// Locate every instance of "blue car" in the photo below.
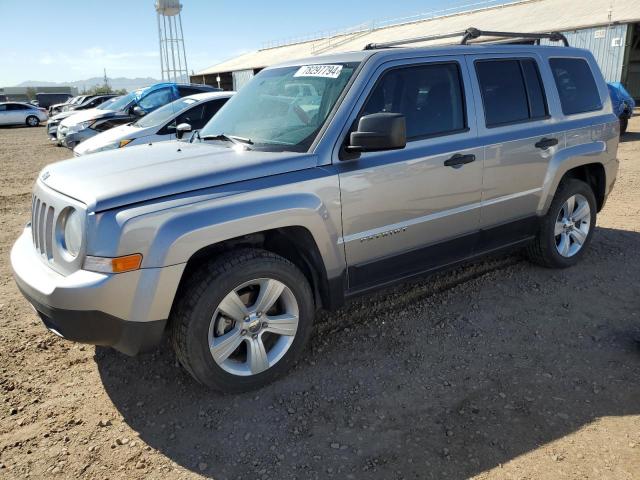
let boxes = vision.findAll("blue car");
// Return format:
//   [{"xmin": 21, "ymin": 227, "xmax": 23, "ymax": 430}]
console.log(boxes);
[
  {"xmin": 56, "ymin": 82, "xmax": 220, "ymax": 148},
  {"xmin": 608, "ymin": 82, "xmax": 635, "ymax": 135}
]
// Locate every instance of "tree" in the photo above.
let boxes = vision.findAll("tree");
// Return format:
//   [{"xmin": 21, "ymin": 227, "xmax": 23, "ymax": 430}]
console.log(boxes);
[
  {"xmin": 80, "ymin": 85, "xmax": 128, "ymax": 95},
  {"xmin": 25, "ymin": 87, "xmax": 37, "ymax": 101}
]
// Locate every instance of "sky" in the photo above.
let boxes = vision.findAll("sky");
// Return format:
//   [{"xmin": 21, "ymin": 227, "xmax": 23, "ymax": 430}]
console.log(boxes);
[{"xmin": 0, "ymin": 0, "xmax": 513, "ymax": 85}]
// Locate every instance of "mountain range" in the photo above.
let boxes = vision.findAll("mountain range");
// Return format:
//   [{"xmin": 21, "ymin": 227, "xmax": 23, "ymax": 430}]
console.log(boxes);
[{"xmin": 15, "ymin": 77, "xmax": 162, "ymax": 92}]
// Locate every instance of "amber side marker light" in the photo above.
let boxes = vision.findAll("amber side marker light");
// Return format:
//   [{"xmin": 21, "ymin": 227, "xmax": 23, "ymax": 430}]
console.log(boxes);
[{"xmin": 84, "ymin": 254, "xmax": 143, "ymax": 274}]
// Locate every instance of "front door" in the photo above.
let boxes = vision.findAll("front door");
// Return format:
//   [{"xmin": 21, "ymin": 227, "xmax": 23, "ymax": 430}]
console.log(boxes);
[
  {"xmin": 338, "ymin": 56, "xmax": 483, "ymax": 291},
  {"xmin": 0, "ymin": 104, "xmax": 9, "ymax": 125}
]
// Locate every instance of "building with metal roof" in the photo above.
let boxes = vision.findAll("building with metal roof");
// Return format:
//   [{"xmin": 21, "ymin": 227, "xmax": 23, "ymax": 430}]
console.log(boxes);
[{"xmin": 191, "ymin": 0, "xmax": 640, "ymax": 99}]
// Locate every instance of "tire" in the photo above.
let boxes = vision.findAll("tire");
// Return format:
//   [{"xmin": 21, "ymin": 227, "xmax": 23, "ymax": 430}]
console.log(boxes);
[
  {"xmin": 620, "ymin": 116, "xmax": 628, "ymax": 136},
  {"xmin": 526, "ymin": 178, "xmax": 597, "ymax": 268},
  {"xmin": 26, "ymin": 115, "xmax": 39, "ymax": 127},
  {"xmin": 170, "ymin": 248, "xmax": 315, "ymax": 392}
]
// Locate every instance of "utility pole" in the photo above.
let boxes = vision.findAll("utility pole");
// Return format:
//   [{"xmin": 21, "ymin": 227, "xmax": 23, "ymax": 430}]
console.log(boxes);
[{"xmin": 103, "ymin": 68, "xmax": 110, "ymax": 90}]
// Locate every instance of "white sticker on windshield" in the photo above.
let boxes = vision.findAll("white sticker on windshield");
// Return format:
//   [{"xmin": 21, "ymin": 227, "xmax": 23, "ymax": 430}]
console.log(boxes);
[{"xmin": 294, "ymin": 64, "xmax": 343, "ymax": 79}]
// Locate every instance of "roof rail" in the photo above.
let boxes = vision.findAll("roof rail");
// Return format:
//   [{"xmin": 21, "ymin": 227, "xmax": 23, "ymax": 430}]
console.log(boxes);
[
  {"xmin": 363, "ymin": 27, "xmax": 569, "ymax": 50},
  {"xmin": 461, "ymin": 27, "xmax": 569, "ymax": 46}
]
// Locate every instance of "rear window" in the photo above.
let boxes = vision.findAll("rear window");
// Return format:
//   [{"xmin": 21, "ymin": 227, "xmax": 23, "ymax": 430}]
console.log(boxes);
[
  {"xmin": 475, "ymin": 59, "xmax": 548, "ymax": 127},
  {"xmin": 549, "ymin": 58, "xmax": 602, "ymax": 115}
]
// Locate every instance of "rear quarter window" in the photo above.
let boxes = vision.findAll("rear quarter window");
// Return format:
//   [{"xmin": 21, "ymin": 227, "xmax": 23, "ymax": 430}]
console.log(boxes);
[{"xmin": 549, "ymin": 58, "xmax": 602, "ymax": 115}]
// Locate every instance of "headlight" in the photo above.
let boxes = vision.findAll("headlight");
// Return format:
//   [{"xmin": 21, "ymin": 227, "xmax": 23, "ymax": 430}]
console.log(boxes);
[
  {"xmin": 61, "ymin": 208, "xmax": 83, "ymax": 258},
  {"xmin": 70, "ymin": 120, "xmax": 94, "ymax": 132},
  {"xmin": 87, "ymin": 139, "xmax": 133, "ymax": 154}
]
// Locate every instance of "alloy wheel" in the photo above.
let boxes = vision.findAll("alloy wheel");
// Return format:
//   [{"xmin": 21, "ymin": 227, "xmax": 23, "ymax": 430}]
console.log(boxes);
[
  {"xmin": 207, "ymin": 278, "xmax": 299, "ymax": 376},
  {"xmin": 554, "ymin": 193, "xmax": 591, "ymax": 258}
]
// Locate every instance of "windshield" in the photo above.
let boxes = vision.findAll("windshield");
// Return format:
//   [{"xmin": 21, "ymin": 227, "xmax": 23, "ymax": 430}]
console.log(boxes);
[
  {"xmin": 200, "ymin": 63, "xmax": 359, "ymax": 152},
  {"xmin": 99, "ymin": 91, "xmax": 138, "ymax": 111},
  {"xmin": 133, "ymin": 97, "xmax": 199, "ymax": 128}
]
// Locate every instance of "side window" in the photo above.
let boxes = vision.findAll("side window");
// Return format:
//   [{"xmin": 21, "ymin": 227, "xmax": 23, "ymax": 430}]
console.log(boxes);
[
  {"xmin": 549, "ymin": 58, "xmax": 602, "ymax": 115},
  {"xmin": 203, "ymin": 98, "xmax": 228, "ymax": 121},
  {"xmin": 362, "ymin": 62, "xmax": 466, "ymax": 140},
  {"xmin": 521, "ymin": 59, "xmax": 548, "ymax": 120},
  {"xmin": 0, "ymin": 105, "xmax": 7, "ymax": 111},
  {"xmin": 175, "ymin": 104, "xmax": 206, "ymax": 130},
  {"xmin": 178, "ymin": 86, "xmax": 205, "ymax": 97},
  {"xmin": 476, "ymin": 59, "xmax": 549, "ymax": 127},
  {"xmin": 8, "ymin": 104, "xmax": 27, "ymax": 110},
  {"xmin": 138, "ymin": 88, "xmax": 173, "ymax": 111}
]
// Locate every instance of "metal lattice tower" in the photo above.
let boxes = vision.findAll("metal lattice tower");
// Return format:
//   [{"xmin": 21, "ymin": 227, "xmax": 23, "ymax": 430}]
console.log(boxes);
[{"xmin": 155, "ymin": 0, "xmax": 189, "ymax": 83}]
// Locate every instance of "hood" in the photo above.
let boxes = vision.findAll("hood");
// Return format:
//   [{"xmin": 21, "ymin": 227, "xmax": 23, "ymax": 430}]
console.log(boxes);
[
  {"xmin": 59, "ymin": 108, "xmax": 118, "ymax": 127},
  {"xmin": 73, "ymin": 123, "xmax": 144, "ymax": 155},
  {"xmin": 40, "ymin": 141, "xmax": 318, "ymax": 212},
  {"xmin": 51, "ymin": 108, "xmax": 98, "ymax": 122}
]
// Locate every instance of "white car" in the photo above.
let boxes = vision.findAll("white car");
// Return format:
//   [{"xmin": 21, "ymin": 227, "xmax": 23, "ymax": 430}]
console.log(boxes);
[
  {"xmin": 0, "ymin": 102, "xmax": 48, "ymax": 127},
  {"xmin": 73, "ymin": 91, "xmax": 234, "ymax": 155}
]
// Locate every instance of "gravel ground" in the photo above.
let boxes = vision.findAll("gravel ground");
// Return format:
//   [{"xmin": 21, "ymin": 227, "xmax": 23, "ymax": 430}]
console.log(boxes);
[{"xmin": 0, "ymin": 121, "xmax": 639, "ymax": 480}]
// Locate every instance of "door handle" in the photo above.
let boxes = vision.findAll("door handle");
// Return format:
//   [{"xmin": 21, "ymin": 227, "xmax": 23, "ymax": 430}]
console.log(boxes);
[
  {"xmin": 534, "ymin": 137, "xmax": 558, "ymax": 150},
  {"xmin": 444, "ymin": 153, "xmax": 476, "ymax": 168}
]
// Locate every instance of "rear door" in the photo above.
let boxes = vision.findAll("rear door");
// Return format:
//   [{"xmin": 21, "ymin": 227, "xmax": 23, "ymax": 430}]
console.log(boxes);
[
  {"xmin": 467, "ymin": 54, "xmax": 559, "ymax": 248},
  {"xmin": 337, "ymin": 56, "xmax": 484, "ymax": 291}
]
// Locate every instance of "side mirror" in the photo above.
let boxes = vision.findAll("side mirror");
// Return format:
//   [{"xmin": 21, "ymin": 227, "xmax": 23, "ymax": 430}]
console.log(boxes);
[
  {"xmin": 132, "ymin": 105, "xmax": 146, "ymax": 117},
  {"xmin": 347, "ymin": 113, "xmax": 406, "ymax": 153},
  {"xmin": 176, "ymin": 122, "xmax": 192, "ymax": 139}
]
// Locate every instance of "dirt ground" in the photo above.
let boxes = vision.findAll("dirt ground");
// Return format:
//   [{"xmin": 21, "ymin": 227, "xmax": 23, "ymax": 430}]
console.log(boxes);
[{"xmin": 0, "ymin": 119, "xmax": 639, "ymax": 480}]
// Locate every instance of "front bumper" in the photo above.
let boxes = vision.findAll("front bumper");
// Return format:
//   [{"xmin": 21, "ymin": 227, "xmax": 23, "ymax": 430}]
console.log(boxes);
[
  {"xmin": 57, "ymin": 127, "xmax": 97, "ymax": 149},
  {"xmin": 47, "ymin": 122, "xmax": 59, "ymax": 139},
  {"xmin": 10, "ymin": 228, "xmax": 184, "ymax": 355}
]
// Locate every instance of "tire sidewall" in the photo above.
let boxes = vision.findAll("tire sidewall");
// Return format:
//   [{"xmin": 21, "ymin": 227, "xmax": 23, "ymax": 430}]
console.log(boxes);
[
  {"xmin": 542, "ymin": 180, "xmax": 597, "ymax": 268},
  {"xmin": 183, "ymin": 255, "xmax": 314, "ymax": 391},
  {"xmin": 26, "ymin": 116, "xmax": 39, "ymax": 127}
]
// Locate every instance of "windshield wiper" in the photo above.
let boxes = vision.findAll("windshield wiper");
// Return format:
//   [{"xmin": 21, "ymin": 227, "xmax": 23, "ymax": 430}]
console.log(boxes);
[{"xmin": 200, "ymin": 133, "xmax": 253, "ymax": 148}]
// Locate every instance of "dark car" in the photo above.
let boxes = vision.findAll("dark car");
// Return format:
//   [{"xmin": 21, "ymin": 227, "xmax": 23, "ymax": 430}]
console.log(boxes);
[
  {"xmin": 46, "ymin": 95, "xmax": 119, "ymax": 140},
  {"xmin": 608, "ymin": 82, "xmax": 636, "ymax": 134}
]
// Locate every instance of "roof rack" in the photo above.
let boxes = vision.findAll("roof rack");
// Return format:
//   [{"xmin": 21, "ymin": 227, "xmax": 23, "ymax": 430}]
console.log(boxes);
[{"xmin": 363, "ymin": 27, "xmax": 569, "ymax": 50}]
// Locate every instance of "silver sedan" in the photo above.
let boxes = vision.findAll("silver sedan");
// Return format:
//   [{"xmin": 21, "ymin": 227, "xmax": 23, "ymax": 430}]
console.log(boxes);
[{"xmin": 0, "ymin": 102, "xmax": 49, "ymax": 127}]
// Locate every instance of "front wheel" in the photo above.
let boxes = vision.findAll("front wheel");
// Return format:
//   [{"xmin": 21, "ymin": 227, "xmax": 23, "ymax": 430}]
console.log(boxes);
[
  {"xmin": 170, "ymin": 249, "xmax": 314, "ymax": 392},
  {"xmin": 526, "ymin": 179, "xmax": 596, "ymax": 268},
  {"xmin": 26, "ymin": 115, "xmax": 39, "ymax": 127}
]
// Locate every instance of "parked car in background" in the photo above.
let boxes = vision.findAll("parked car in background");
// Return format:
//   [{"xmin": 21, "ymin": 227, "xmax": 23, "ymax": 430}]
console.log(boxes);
[
  {"xmin": 47, "ymin": 95, "xmax": 119, "ymax": 140},
  {"xmin": 49, "ymin": 96, "xmax": 87, "ymax": 115},
  {"xmin": 56, "ymin": 82, "xmax": 220, "ymax": 148},
  {"xmin": 74, "ymin": 91, "xmax": 234, "ymax": 155},
  {"xmin": 35, "ymin": 93, "xmax": 73, "ymax": 110},
  {"xmin": 0, "ymin": 102, "xmax": 48, "ymax": 126},
  {"xmin": 608, "ymin": 82, "xmax": 635, "ymax": 134}
]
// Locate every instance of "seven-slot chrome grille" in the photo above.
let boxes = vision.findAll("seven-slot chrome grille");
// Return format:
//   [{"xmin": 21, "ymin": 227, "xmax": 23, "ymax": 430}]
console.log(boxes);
[
  {"xmin": 29, "ymin": 180, "xmax": 86, "ymax": 275},
  {"xmin": 31, "ymin": 194, "xmax": 56, "ymax": 260}
]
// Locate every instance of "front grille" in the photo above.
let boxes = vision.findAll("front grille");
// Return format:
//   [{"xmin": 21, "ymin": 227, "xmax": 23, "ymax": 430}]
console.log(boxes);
[{"xmin": 31, "ymin": 194, "xmax": 56, "ymax": 260}]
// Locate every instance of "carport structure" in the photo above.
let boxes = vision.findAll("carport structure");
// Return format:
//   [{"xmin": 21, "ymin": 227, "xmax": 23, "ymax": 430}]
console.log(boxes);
[{"xmin": 192, "ymin": 0, "xmax": 640, "ymax": 98}]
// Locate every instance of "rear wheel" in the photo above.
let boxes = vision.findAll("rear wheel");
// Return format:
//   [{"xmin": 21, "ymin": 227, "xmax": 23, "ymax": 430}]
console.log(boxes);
[
  {"xmin": 526, "ymin": 179, "xmax": 596, "ymax": 268},
  {"xmin": 170, "ymin": 249, "xmax": 314, "ymax": 392},
  {"xmin": 26, "ymin": 115, "xmax": 39, "ymax": 127}
]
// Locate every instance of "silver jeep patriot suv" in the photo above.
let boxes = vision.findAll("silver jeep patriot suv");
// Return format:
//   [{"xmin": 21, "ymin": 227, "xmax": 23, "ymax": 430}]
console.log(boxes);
[{"xmin": 11, "ymin": 30, "xmax": 619, "ymax": 392}]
